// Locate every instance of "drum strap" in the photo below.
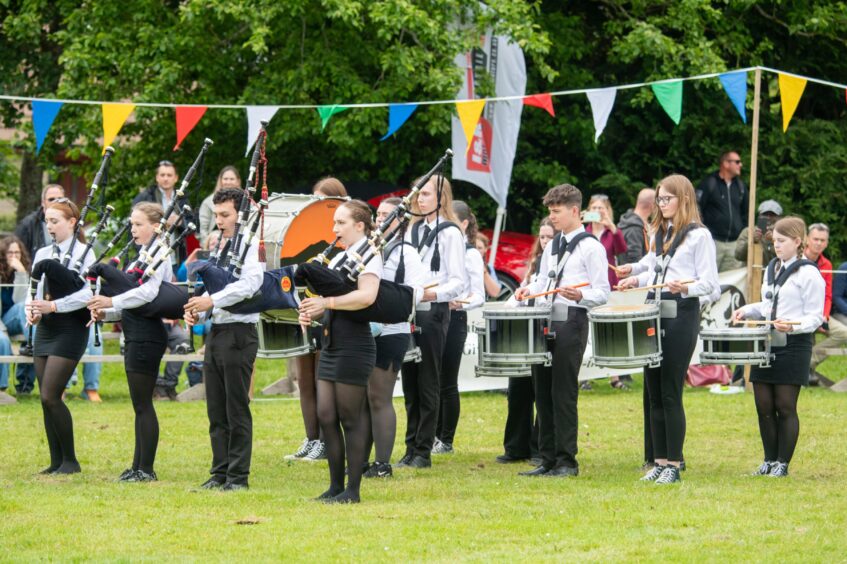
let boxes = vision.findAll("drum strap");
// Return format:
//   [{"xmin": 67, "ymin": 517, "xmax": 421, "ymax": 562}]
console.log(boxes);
[
  {"xmin": 552, "ymin": 232, "xmax": 595, "ymax": 290},
  {"xmin": 647, "ymin": 223, "xmax": 699, "ymax": 299},
  {"xmin": 765, "ymin": 257, "xmax": 818, "ymax": 321}
]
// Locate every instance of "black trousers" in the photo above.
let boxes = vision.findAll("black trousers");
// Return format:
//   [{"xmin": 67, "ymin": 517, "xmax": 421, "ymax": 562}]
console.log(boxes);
[
  {"xmin": 402, "ymin": 303, "xmax": 450, "ymax": 459},
  {"xmin": 502, "ymin": 371, "xmax": 539, "ymax": 459},
  {"xmin": 643, "ymin": 297, "xmax": 699, "ymax": 462},
  {"xmin": 204, "ymin": 323, "xmax": 258, "ymax": 484},
  {"xmin": 534, "ymin": 309, "xmax": 588, "ymax": 469},
  {"xmin": 643, "ymin": 383, "xmax": 653, "ymax": 463},
  {"xmin": 436, "ymin": 310, "xmax": 466, "ymax": 445}
]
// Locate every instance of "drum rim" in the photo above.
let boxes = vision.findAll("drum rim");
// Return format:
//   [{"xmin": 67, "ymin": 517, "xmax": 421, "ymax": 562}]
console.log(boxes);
[
  {"xmin": 482, "ymin": 305, "xmax": 552, "ymax": 318},
  {"xmin": 700, "ymin": 327, "xmax": 770, "ymax": 337},
  {"xmin": 588, "ymin": 307, "xmax": 660, "ymax": 321}
]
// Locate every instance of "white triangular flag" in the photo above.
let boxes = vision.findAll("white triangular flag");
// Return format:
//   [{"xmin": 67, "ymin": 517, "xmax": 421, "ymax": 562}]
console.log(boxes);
[
  {"xmin": 586, "ymin": 88, "xmax": 617, "ymax": 142},
  {"xmin": 245, "ymin": 106, "xmax": 279, "ymax": 156}
]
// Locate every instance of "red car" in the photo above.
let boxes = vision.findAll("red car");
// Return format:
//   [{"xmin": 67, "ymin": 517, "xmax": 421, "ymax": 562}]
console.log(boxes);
[{"xmin": 480, "ymin": 228, "xmax": 534, "ymax": 300}]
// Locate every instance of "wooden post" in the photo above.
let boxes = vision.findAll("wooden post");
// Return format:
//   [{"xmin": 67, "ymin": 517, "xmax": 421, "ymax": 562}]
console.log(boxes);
[{"xmin": 744, "ymin": 67, "xmax": 763, "ymax": 390}]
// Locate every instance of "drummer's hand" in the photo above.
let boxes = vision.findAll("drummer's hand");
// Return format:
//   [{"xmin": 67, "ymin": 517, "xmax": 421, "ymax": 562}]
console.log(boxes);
[
  {"xmin": 448, "ymin": 300, "xmax": 463, "ymax": 310},
  {"xmin": 422, "ymin": 289, "xmax": 437, "ymax": 302},
  {"xmin": 87, "ymin": 295, "xmax": 112, "ymax": 311},
  {"xmin": 558, "ymin": 287, "xmax": 583, "ymax": 302},
  {"xmin": 300, "ymin": 297, "xmax": 327, "ymax": 318},
  {"xmin": 773, "ymin": 319, "xmax": 794, "ymax": 333},
  {"xmin": 514, "ymin": 287, "xmax": 530, "ymax": 301},
  {"xmin": 616, "ymin": 264, "xmax": 633, "ymax": 277},
  {"xmin": 186, "ymin": 295, "xmax": 214, "ymax": 314},
  {"xmin": 616, "ymin": 276, "xmax": 639, "ymax": 290},
  {"xmin": 731, "ymin": 309, "xmax": 746, "ymax": 325},
  {"xmin": 30, "ymin": 299, "xmax": 55, "ymax": 316},
  {"xmin": 666, "ymin": 279, "xmax": 688, "ymax": 295}
]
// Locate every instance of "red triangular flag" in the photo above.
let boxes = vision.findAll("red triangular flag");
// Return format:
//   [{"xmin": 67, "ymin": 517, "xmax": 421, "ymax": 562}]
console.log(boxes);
[
  {"xmin": 523, "ymin": 93, "xmax": 555, "ymax": 117},
  {"xmin": 174, "ymin": 106, "xmax": 208, "ymax": 150}
]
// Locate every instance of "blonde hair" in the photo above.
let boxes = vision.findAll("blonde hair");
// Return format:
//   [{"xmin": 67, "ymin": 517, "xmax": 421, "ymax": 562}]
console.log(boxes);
[
  {"xmin": 132, "ymin": 201, "xmax": 164, "ymax": 224},
  {"xmin": 410, "ymin": 174, "xmax": 459, "ymax": 224},
  {"xmin": 313, "ymin": 176, "xmax": 348, "ymax": 197},
  {"xmin": 340, "ymin": 199, "xmax": 374, "ymax": 236},
  {"xmin": 588, "ymin": 195, "xmax": 614, "ymax": 223},
  {"xmin": 775, "ymin": 216, "xmax": 807, "ymax": 259},
  {"xmin": 651, "ymin": 174, "xmax": 703, "ymax": 252}
]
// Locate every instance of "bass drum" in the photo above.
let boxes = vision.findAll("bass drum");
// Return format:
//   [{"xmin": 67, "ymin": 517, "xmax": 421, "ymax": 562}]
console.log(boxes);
[{"xmin": 252, "ymin": 193, "xmax": 346, "ymax": 357}]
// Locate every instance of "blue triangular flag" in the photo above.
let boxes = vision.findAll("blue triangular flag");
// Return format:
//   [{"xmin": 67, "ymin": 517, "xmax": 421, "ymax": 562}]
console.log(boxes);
[
  {"xmin": 719, "ymin": 71, "xmax": 747, "ymax": 124},
  {"xmin": 380, "ymin": 103, "xmax": 419, "ymax": 141},
  {"xmin": 32, "ymin": 100, "xmax": 64, "ymax": 153}
]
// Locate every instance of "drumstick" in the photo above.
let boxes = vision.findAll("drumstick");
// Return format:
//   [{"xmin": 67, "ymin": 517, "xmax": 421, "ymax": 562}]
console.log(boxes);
[
  {"xmin": 519, "ymin": 282, "xmax": 589, "ymax": 301},
  {"xmin": 424, "ymin": 282, "xmax": 439, "ymax": 290},
  {"xmin": 608, "ymin": 263, "xmax": 623, "ymax": 273},
  {"xmin": 820, "ymin": 270, "xmax": 847, "ymax": 274},
  {"xmin": 737, "ymin": 319, "xmax": 801, "ymax": 326},
  {"xmin": 617, "ymin": 279, "xmax": 696, "ymax": 292},
  {"xmin": 455, "ymin": 299, "xmax": 471, "ymax": 304}
]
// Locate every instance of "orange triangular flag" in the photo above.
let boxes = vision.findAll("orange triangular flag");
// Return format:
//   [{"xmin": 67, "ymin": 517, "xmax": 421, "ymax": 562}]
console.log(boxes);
[
  {"xmin": 455, "ymin": 99, "xmax": 486, "ymax": 153},
  {"xmin": 778, "ymin": 73, "xmax": 807, "ymax": 132}
]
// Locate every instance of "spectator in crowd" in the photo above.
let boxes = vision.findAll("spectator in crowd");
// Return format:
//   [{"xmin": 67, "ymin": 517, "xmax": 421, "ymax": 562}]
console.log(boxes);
[
  {"xmin": 584, "ymin": 194, "xmax": 627, "ymax": 288},
  {"xmin": 198, "ymin": 166, "xmax": 241, "ymax": 246},
  {"xmin": 803, "ymin": 223, "xmax": 833, "ymax": 386},
  {"xmin": 696, "ymin": 150, "xmax": 749, "ymax": 271},
  {"xmin": 0, "ymin": 236, "xmax": 32, "ymax": 393},
  {"xmin": 15, "ymin": 184, "xmax": 65, "ymax": 261},
  {"xmin": 473, "ymin": 232, "xmax": 502, "ymax": 298},
  {"xmin": 734, "ymin": 199, "xmax": 782, "ymax": 268},
  {"xmin": 617, "ymin": 188, "xmax": 655, "ymax": 265},
  {"xmin": 811, "ymin": 260, "xmax": 847, "ymax": 383},
  {"xmin": 133, "ymin": 160, "xmax": 194, "ymax": 265}
]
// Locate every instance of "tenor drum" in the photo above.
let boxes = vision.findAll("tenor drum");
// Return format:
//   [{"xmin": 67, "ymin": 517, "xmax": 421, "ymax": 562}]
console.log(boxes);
[
  {"xmin": 588, "ymin": 304, "xmax": 662, "ymax": 368},
  {"xmin": 699, "ymin": 327, "xmax": 771, "ymax": 367},
  {"xmin": 252, "ymin": 193, "xmax": 345, "ymax": 357},
  {"xmin": 479, "ymin": 304, "xmax": 552, "ymax": 366}
]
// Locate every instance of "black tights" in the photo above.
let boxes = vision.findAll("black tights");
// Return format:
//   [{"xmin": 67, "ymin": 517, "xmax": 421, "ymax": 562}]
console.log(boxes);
[
  {"xmin": 365, "ymin": 367, "xmax": 398, "ymax": 463},
  {"xmin": 127, "ymin": 370, "xmax": 159, "ymax": 474},
  {"xmin": 317, "ymin": 380, "xmax": 369, "ymax": 502},
  {"xmin": 753, "ymin": 383, "xmax": 801, "ymax": 463},
  {"xmin": 35, "ymin": 356, "xmax": 81, "ymax": 474},
  {"xmin": 295, "ymin": 352, "xmax": 321, "ymax": 440}
]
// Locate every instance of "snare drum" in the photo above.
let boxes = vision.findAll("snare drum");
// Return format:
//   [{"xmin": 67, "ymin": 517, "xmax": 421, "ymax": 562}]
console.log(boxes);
[
  {"xmin": 473, "ymin": 323, "xmax": 532, "ymax": 378},
  {"xmin": 478, "ymin": 304, "xmax": 552, "ymax": 366},
  {"xmin": 588, "ymin": 304, "xmax": 662, "ymax": 368},
  {"xmin": 699, "ymin": 327, "xmax": 771, "ymax": 367}
]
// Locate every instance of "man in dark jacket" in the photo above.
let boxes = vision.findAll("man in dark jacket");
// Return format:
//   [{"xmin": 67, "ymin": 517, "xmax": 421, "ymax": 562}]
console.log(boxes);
[
  {"xmin": 617, "ymin": 188, "xmax": 655, "ymax": 265},
  {"xmin": 696, "ymin": 150, "xmax": 749, "ymax": 272},
  {"xmin": 132, "ymin": 160, "xmax": 194, "ymax": 265},
  {"xmin": 15, "ymin": 184, "xmax": 65, "ymax": 260}
]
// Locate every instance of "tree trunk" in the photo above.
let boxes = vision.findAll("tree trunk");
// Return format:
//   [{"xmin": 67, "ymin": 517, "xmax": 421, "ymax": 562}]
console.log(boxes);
[{"xmin": 17, "ymin": 150, "xmax": 43, "ymax": 222}]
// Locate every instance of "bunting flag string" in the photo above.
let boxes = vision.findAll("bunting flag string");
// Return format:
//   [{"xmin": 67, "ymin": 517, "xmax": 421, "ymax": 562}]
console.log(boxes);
[{"xmin": 4, "ymin": 66, "xmax": 846, "ymax": 151}]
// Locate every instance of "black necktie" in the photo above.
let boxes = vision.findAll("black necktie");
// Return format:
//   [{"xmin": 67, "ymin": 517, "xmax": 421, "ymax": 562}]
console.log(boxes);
[{"xmin": 422, "ymin": 225, "xmax": 432, "ymax": 245}]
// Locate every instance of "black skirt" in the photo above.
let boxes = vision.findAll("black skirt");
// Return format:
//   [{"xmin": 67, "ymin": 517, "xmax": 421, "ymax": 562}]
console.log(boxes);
[
  {"xmin": 121, "ymin": 309, "xmax": 168, "ymax": 375},
  {"xmin": 750, "ymin": 332, "xmax": 814, "ymax": 386},
  {"xmin": 34, "ymin": 311, "xmax": 89, "ymax": 361},
  {"xmin": 375, "ymin": 333, "xmax": 409, "ymax": 372},
  {"xmin": 317, "ymin": 310, "xmax": 375, "ymax": 387}
]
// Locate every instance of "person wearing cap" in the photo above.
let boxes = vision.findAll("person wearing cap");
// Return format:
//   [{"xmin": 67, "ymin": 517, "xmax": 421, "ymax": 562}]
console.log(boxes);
[
  {"xmin": 696, "ymin": 151, "xmax": 749, "ymax": 272},
  {"xmin": 734, "ymin": 199, "xmax": 783, "ymax": 269}
]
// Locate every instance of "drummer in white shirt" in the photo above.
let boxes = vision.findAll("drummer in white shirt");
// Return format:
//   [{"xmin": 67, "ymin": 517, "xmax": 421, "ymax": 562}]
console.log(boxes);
[
  {"xmin": 618, "ymin": 174, "xmax": 720, "ymax": 485},
  {"xmin": 432, "ymin": 200, "xmax": 486, "ymax": 456},
  {"xmin": 732, "ymin": 216, "xmax": 824, "ymax": 478},
  {"xmin": 514, "ymin": 184, "xmax": 610, "ymax": 478}
]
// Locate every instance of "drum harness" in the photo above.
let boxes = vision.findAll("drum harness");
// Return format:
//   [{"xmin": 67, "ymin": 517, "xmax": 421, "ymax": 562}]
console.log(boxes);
[
  {"xmin": 545, "ymin": 231, "xmax": 595, "ymax": 322},
  {"xmin": 646, "ymin": 223, "xmax": 699, "ymax": 322},
  {"xmin": 762, "ymin": 257, "xmax": 818, "ymax": 349}
]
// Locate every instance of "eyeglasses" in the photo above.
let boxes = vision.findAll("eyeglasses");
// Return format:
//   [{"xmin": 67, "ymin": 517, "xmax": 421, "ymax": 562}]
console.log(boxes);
[
  {"xmin": 655, "ymin": 195, "xmax": 678, "ymax": 206},
  {"xmin": 726, "ymin": 159, "xmax": 742, "ymax": 165}
]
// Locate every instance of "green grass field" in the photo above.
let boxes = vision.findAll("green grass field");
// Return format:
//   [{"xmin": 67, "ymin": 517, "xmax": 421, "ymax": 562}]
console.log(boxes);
[{"xmin": 2, "ymin": 353, "xmax": 846, "ymax": 561}]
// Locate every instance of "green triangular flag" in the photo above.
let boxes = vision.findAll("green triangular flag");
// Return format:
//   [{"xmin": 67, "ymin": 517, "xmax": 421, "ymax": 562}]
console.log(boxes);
[
  {"xmin": 651, "ymin": 81, "xmax": 683, "ymax": 125},
  {"xmin": 317, "ymin": 105, "xmax": 349, "ymax": 131}
]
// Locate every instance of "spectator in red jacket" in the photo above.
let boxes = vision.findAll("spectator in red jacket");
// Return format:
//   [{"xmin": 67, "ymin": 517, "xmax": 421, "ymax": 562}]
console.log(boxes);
[
  {"xmin": 585, "ymin": 194, "xmax": 627, "ymax": 288},
  {"xmin": 804, "ymin": 223, "xmax": 832, "ymax": 386}
]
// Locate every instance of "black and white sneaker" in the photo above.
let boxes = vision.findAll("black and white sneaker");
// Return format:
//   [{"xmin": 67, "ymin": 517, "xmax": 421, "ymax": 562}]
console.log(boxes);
[
  {"xmin": 769, "ymin": 462, "xmax": 789, "ymax": 478},
  {"xmin": 302, "ymin": 440, "xmax": 327, "ymax": 461},
  {"xmin": 752, "ymin": 461, "xmax": 775, "ymax": 476},
  {"xmin": 640, "ymin": 464, "xmax": 665, "ymax": 482},
  {"xmin": 118, "ymin": 468, "xmax": 136, "ymax": 482},
  {"xmin": 284, "ymin": 438, "xmax": 315, "ymax": 461},
  {"xmin": 431, "ymin": 439, "xmax": 454, "ymax": 455},
  {"xmin": 655, "ymin": 466, "xmax": 681, "ymax": 484},
  {"xmin": 364, "ymin": 461, "xmax": 393, "ymax": 478},
  {"xmin": 125, "ymin": 469, "xmax": 158, "ymax": 482}
]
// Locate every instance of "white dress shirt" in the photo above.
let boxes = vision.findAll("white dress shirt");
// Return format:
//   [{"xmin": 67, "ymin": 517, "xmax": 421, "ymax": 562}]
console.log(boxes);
[
  {"xmin": 405, "ymin": 218, "xmax": 466, "ymax": 303},
  {"xmin": 381, "ymin": 241, "xmax": 425, "ymax": 337},
  {"xmin": 630, "ymin": 223, "xmax": 721, "ymax": 304},
  {"xmin": 209, "ymin": 240, "xmax": 264, "ymax": 325},
  {"xmin": 459, "ymin": 246, "xmax": 485, "ymax": 311},
  {"xmin": 28, "ymin": 237, "xmax": 93, "ymax": 313},
  {"xmin": 739, "ymin": 256, "xmax": 825, "ymax": 334},
  {"xmin": 523, "ymin": 226, "xmax": 610, "ymax": 309}
]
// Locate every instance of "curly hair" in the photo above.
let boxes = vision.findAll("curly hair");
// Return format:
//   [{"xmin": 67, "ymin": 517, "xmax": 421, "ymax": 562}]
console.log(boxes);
[{"xmin": 0, "ymin": 236, "xmax": 31, "ymax": 282}]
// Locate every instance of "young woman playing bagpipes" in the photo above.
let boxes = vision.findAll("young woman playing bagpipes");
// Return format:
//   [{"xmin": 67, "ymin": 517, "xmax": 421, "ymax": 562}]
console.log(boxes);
[
  {"xmin": 732, "ymin": 217, "xmax": 825, "ymax": 477},
  {"xmin": 362, "ymin": 197, "xmax": 426, "ymax": 478},
  {"xmin": 298, "ymin": 200, "xmax": 383, "ymax": 503},
  {"xmin": 431, "ymin": 200, "xmax": 486, "ymax": 455},
  {"xmin": 88, "ymin": 203, "xmax": 171, "ymax": 482},
  {"xmin": 26, "ymin": 199, "xmax": 94, "ymax": 475},
  {"xmin": 617, "ymin": 175, "xmax": 721, "ymax": 484}
]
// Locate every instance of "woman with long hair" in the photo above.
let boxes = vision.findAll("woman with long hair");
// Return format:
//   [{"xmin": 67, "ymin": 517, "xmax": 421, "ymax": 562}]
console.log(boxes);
[
  {"xmin": 585, "ymin": 194, "xmax": 627, "ymax": 287},
  {"xmin": 299, "ymin": 200, "xmax": 383, "ymax": 503},
  {"xmin": 732, "ymin": 217, "xmax": 824, "ymax": 477},
  {"xmin": 26, "ymin": 199, "xmax": 94, "ymax": 474},
  {"xmin": 198, "ymin": 166, "xmax": 241, "ymax": 245},
  {"xmin": 618, "ymin": 175, "xmax": 720, "ymax": 484},
  {"xmin": 0, "ymin": 236, "xmax": 31, "ymax": 392}
]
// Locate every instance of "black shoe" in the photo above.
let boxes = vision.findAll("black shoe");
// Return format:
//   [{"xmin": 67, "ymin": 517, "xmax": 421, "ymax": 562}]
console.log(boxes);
[
  {"xmin": 530, "ymin": 457, "xmax": 543, "ymax": 466},
  {"xmin": 403, "ymin": 455, "xmax": 431, "ymax": 469},
  {"xmin": 39, "ymin": 465, "xmax": 60, "ymax": 475},
  {"xmin": 125, "ymin": 469, "xmax": 158, "ymax": 482},
  {"xmin": 54, "ymin": 461, "xmax": 81, "ymax": 474},
  {"xmin": 200, "ymin": 477, "xmax": 225, "ymax": 489},
  {"xmin": 222, "ymin": 481, "xmax": 249, "ymax": 491},
  {"xmin": 519, "ymin": 465, "xmax": 550, "ymax": 477},
  {"xmin": 679, "ymin": 460, "xmax": 687, "ymax": 472},
  {"xmin": 495, "ymin": 454, "xmax": 528, "ymax": 464},
  {"xmin": 395, "ymin": 453, "xmax": 414, "ymax": 468},
  {"xmin": 364, "ymin": 461, "xmax": 393, "ymax": 478},
  {"xmin": 118, "ymin": 468, "xmax": 137, "ymax": 481},
  {"xmin": 545, "ymin": 465, "xmax": 579, "ymax": 478}
]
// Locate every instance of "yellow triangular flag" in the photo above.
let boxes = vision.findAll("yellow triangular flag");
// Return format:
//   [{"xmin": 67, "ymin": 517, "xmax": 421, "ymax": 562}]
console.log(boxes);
[
  {"xmin": 778, "ymin": 74, "xmax": 807, "ymax": 132},
  {"xmin": 101, "ymin": 103, "xmax": 136, "ymax": 153},
  {"xmin": 455, "ymin": 99, "xmax": 486, "ymax": 152}
]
